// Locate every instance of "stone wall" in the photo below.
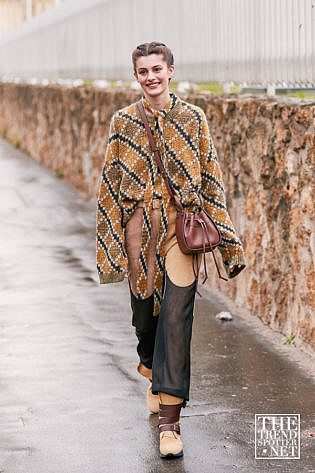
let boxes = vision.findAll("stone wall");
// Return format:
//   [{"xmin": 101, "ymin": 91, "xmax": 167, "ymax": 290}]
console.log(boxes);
[{"xmin": 0, "ymin": 83, "xmax": 314, "ymax": 351}]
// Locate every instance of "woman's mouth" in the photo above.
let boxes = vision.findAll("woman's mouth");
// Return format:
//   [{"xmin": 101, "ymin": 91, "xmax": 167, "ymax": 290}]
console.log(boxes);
[{"xmin": 146, "ymin": 82, "xmax": 160, "ymax": 89}]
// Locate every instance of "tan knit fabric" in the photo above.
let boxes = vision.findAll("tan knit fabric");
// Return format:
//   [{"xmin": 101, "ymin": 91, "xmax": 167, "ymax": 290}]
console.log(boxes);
[{"xmin": 96, "ymin": 93, "xmax": 246, "ymax": 315}]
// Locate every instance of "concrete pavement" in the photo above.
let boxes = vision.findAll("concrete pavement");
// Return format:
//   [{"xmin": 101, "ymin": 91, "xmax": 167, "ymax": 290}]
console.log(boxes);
[{"xmin": 0, "ymin": 138, "xmax": 314, "ymax": 473}]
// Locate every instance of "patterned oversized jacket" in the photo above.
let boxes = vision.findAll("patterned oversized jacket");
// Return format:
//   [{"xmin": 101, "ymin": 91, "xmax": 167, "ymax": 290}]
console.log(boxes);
[{"xmin": 96, "ymin": 93, "xmax": 246, "ymax": 315}]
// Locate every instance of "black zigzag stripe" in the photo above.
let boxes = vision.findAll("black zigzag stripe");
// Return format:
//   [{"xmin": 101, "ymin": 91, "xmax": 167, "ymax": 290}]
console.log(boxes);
[
  {"xmin": 102, "ymin": 168, "xmax": 119, "ymax": 201},
  {"xmin": 162, "ymin": 140, "xmax": 197, "ymax": 196},
  {"xmin": 120, "ymin": 113, "xmax": 145, "ymax": 128},
  {"xmin": 97, "ymin": 202, "xmax": 124, "ymax": 251},
  {"xmin": 220, "ymin": 236, "xmax": 242, "ymax": 246},
  {"xmin": 120, "ymin": 161, "xmax": 146, "ymax": 189},
  {"xmin": 152, "ymin": 190, "xmax": 162, "ymax": 199},
  {"xmin": 215, "ymin": 225, "xmax": 242, "ymax": 244},
  {"xmin": 143, "ymin": 207, "xmax": 151, "ymax": 234},
  {"xmin": 97, "ymin": 234, "xmax": 123, "ymax": 272},
  {"xmin": 202, "ymin": 193, "xmax": 226, "ymax": 210},
  {"xmin": 218, "ymin": 223, "xmax": 238, "ymax": 237},
  {"xmin": 162, "ymin": 214, "xmax": 168, "ymax": 233},
  {"xmin": 211, "ymin": 217, "xmax": 237, "ymax": 236},
  {"xmin": 170, "ymin": 119, "xmax": 199, "ymax": 154},
  {"xmin": 156, "ymin": 156, "xmax": 181, "ymax": 194},
  {"xmin": 167, "ymin": 174, "xmax": 187, "ymax": 195},
  {"xmin": 110, "ymin": 132, "xmax": 155, "ymax": 178},
  {"xmin": 108, "ymin": 135, "xmax": 117, "ymax": 145},
  {"xmin": 201, "ymin": 171, "xmax": 225, "ymax": 194},
  {"xmin": 139, "ymin": 250, "xmax": 147, "ymax": 276},
  {"xmin": 119, "ymin": 189, "xmax": 148, "ymax": 204},
  {"xmin": 156, "ymin": 253, "xmax": 164, "ymax": 272},
  {"xmin": 181, "ymin": 101, "xmax": 202, "ymax": 125},
  {"xmin": 122, "ymin": 201, "xmax": 138, "ymax": 220},
  {"xmin": 155, "ymin": 122, "xmax": 163, "ymax": 143},
  {"xmin": 160, "ymin": 202, "xmax": 168, "ymax": 233},
  {"xmin": 182, "ymin": 102, "xmax": 206, "ymax": 136},
  {"xmin": 154, "ymin": 288, "xmax": 162, "ymax": 304},
  {"xmin": 208, "ymin": 149, "xmax": 219, "ymax": 164},
  {"xmin": 164, "ymin": 142, "xmax": 195, "ymax": 188}
]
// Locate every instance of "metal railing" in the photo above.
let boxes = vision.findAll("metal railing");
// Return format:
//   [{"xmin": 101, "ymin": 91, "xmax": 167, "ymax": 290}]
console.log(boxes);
[{"xmin": 0, "ymin": 0, "xmax": 314, "ymax": 85}]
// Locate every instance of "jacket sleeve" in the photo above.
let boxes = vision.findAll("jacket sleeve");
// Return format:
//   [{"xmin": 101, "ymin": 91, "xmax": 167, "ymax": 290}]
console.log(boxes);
[
  {"xmin": 96, "ymin": 114, "xmax": 127, "ymax": 283},
  {"xmin": 198, "ymin": 109, "xmax": 246, "ymax": 278}
]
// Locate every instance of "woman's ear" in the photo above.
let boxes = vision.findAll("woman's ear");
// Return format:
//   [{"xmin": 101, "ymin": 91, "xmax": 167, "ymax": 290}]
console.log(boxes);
[{"xmin": 168, "ymin": 65, "xmax": 175, "ymax": 82}]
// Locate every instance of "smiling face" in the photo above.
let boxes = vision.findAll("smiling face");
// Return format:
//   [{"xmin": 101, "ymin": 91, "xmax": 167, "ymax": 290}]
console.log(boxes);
[{"xmin": 134, "ymin": 53, "xmax": 174, "ymax": 105}]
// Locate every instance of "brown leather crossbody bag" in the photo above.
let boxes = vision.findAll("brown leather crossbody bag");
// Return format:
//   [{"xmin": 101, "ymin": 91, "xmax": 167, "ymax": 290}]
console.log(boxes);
[{"xmin": 137, "ymin": 101, "xmax": 227, "ymax": 284}]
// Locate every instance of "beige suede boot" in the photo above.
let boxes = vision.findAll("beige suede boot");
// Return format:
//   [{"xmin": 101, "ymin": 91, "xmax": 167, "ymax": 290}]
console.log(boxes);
[
  {"xmin": 137, "ymin": 363, "xmax": 159, "ymax": 414},
  {"xmin": 158, "ymin": 392, "xmax": 185, "ymax": 458}
]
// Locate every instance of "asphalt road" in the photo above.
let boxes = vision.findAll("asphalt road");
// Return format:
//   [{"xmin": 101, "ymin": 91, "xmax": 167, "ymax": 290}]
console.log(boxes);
[{"xmin": 0, "ymin": 138, "xmax": 314, "ymax": 473}]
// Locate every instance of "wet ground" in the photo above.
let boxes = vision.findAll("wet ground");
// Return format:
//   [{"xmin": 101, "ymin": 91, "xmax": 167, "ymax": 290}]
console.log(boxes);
[{"xmin": 0, "ymin": 138, "xmax": 314, "ymax": 473}]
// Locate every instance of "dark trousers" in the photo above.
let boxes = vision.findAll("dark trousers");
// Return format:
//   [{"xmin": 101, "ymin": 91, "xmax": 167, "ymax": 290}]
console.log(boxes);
[{"xmin": 130, "ymin": 274, "xmax": 196, "ymax": 401}]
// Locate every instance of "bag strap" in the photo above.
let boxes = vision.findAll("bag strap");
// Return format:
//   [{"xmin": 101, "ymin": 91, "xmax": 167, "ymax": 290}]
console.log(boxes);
[{"xmin": 137, "ymin": 101, "xmax": 183, "ymax": 211}]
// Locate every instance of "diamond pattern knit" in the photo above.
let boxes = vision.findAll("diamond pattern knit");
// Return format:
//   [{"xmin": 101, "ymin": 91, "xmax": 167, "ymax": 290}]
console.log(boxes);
[{"xmin": 96, "ymin": 93, "xmax": 246, "ymax": 315}]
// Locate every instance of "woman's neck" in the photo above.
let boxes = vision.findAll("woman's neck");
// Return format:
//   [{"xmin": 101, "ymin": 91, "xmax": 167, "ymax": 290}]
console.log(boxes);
[{"xmin": 144, "ymin": 91, "xmax": 171, "ymax": 111}]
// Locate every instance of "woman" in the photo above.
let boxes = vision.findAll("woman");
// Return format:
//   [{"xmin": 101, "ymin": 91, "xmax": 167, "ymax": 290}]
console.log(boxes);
[{"xmin": 96, "ymin": 42, "xmax": 245, "ymax": 458}]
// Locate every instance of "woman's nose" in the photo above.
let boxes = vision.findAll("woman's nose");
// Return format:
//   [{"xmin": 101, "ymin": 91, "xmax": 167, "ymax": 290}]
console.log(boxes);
[{"xmin": 147, "ymin": 70, "xmax": 154, "ymax": 80}]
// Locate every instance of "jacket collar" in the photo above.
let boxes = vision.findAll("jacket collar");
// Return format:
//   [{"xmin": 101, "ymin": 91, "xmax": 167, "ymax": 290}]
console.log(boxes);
[{"xmin": 141, "ymin": 92, "xmax": 180, "ymax": 120}]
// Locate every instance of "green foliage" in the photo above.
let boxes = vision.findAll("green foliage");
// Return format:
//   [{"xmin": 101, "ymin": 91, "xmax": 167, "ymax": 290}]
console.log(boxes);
[
  {"xmin": 169, "ymin": 82, "xmax": 178, "ymax": 91},
  {"xmin": 282, "ymin": 333, "xmax": 296, "ymax": 345},
  {"xmin": 229, "ymin": 83, "xmax": 242, "ymax": 94},
  {"xmin": 280, "ymin": 91, "xmax": 315, "ymax": 100},
  {"xmin": 13, "ymin": 139, "xmax": 20, "ymax": 149},
  {"xmin": 95, "ymin": 80, "xmax": 314, "ymax": 100},
  {"xmin": 55, "ymin": 169, "xmax": 64, "ymax": 179},
  {"xmin": 110, "ymin": 80, "xmax": 128, "ymax": 89},
  {"xmin": 195, "ymin": 82, "xmax": 224, "ymax": 94}
]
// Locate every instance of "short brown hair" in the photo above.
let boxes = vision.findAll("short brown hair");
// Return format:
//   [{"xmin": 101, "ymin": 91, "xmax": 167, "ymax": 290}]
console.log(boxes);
[{"xmin": 132, "ymin": 42, "xmax": 174, "ymax": 71}]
